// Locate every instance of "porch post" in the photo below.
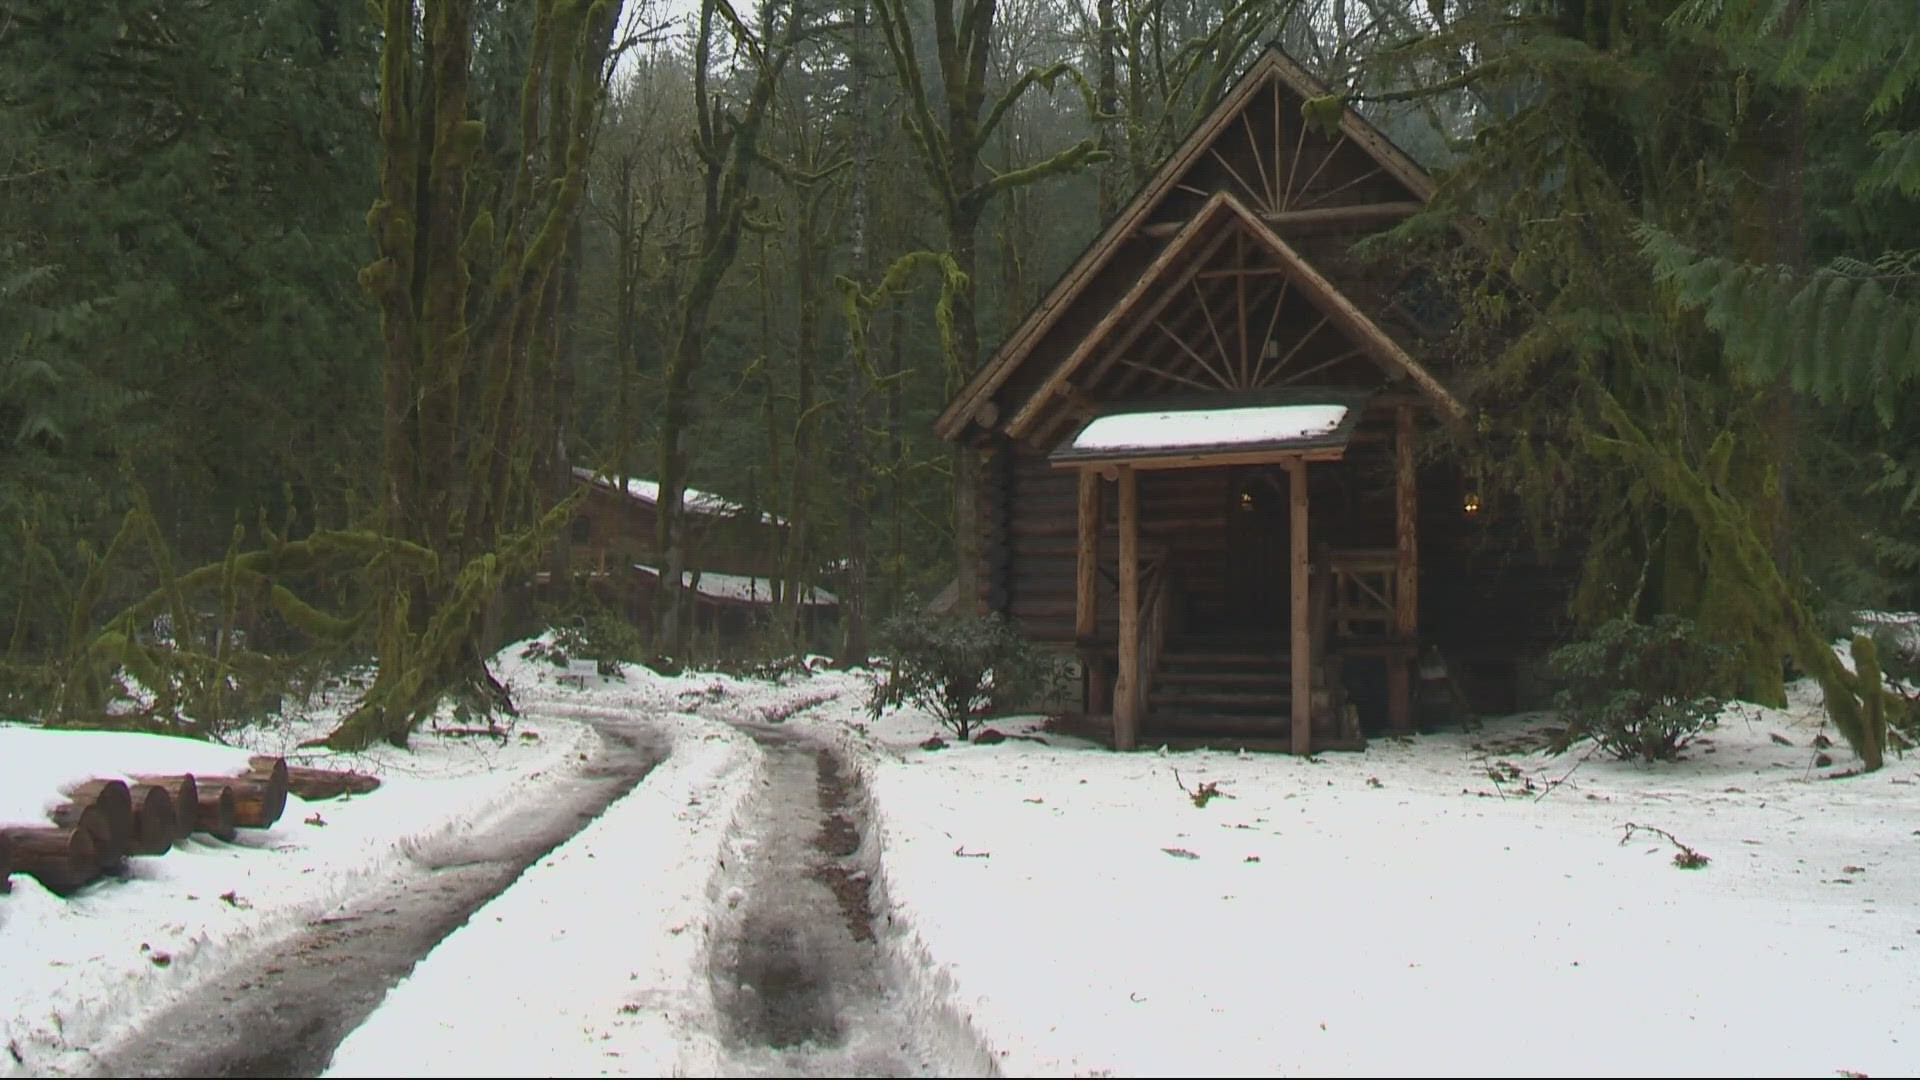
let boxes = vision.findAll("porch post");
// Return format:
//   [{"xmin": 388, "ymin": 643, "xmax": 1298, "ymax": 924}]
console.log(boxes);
[
  {"xmin": 1389, "ymin": 404, "xmax": 1418, "ymax": 735},
  {"xmin": 1286, "ymin": 458, "xmax": 1313, "ymax": 756},
  {"xmin": 1076, "ymin": 469, "xmax": 1111, "ymax": 715},
  {"xmin": 1114, "ymin": 465, "xmax": 1140, "ymax": 751}
]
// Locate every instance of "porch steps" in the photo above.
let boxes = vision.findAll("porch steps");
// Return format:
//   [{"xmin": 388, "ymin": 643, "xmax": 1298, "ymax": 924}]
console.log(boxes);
[{"xmin": 1145, "ymin": 635, "xmax": 1351, "ymax": 742}]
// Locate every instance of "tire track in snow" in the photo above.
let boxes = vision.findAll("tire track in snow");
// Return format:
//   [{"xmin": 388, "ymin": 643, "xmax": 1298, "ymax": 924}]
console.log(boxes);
[
  {"xmin": 73, "ymin": 719, "xmax": 667, "ymax": 1079},
  {"xmin": 698, "ymin": 721, "xmax": 997, "ymax": 1079}
]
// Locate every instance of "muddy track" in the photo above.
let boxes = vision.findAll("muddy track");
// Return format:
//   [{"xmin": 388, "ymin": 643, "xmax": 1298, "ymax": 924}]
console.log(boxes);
[
  {"xmin": 78, "ymin": 718, "xmax": 668, "ymax": 1080},
  {"xmin": 703, "ymin": 723, "xmax": 995, "ymax": 1079}
]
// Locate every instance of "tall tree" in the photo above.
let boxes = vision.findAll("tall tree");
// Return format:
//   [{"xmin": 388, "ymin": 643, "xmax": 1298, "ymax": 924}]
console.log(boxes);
[
  {"xmin": 654, "ymin": 0, "xmax": 806, "ymax": 653},
  {"xmin": 1357, "ymin": 0, "xmax": 1912, "ymax": 765},
  {"xmin": 335, "ymin": 0, "xmax": 626, "ymax": 747},
  {"xmin": 870, "ymin": 0, "xmax": 1101, "ymax": 610}
]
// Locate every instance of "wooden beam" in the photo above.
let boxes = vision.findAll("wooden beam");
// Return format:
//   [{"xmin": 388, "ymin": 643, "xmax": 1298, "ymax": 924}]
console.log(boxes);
[
  {"xmin": 1196, "ymin": 266, "xmax": 1291, "ymax": 279},
  {"xmin": 1141, "ymin": 200, "xmax": 1424, "ymax": 239},
  {"xmin": 1053, "ymin": 446, "xmax": 1346, "ymax": 472},
  {"xmin": 1005, "ymin": 209, "xmax": 1239, "ymax": 439},
  {"xmin": 935, "ymin": 55, "xmax": 1299, "ymax": 441},
  {"xmin": 1226, "ymin": 199, "xmax": 1466, "ymax": 419},
  {"xmin": 1119, "ymin": 354, "xmax": 1215, "ymax": 392},
  {"xmin": 1248, "ymin": 277, "xmax": 1291, "ymax": 386},
  {"xmin": 1237, "ymin": 258, "xmax": 1250, "ymax": 386},
  {"xmin": 1389, "ymin": 404, "xmax": 1419, "ymax": 735},
  {"xmin": 1286, "ymin": 459, "xmax": 1313, "ymax": 756},
  {"xmin": 1032, "ymin": 279, "xmax": 1241, "ymax": 446},
  {"xmin": 1192, "ymin": 281, "xmax": 1235, "ymax": 388},
  {"xmin": 1242, "ymin": 111, "xmax": 1274, "ymax": 211},
  {"xmin": 1077, "ymin": 469, "xmax": 1111, "ymax": 717},
  {"xmin": 1114, "ymin": 466, "xmax": 1140, "ymax": 752},
  {"xmin": 1155, "ymin": 314, "xmax": 1234, "ymax": 389},
  {"xmin": 1273, "ymin": 347, "xmax": 1367, "ymax": 389}
]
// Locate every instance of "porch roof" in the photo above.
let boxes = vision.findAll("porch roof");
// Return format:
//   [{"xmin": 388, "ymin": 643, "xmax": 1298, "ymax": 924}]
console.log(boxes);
[{"xmin": 1048, "ymin": 390, "xmax": 1369, "ymax": 470}]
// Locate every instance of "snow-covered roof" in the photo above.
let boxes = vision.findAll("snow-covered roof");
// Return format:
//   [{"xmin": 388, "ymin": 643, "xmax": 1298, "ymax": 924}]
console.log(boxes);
[
  {"xmin": 632, "ymin": 565, "xmax": 838, "ymax": 607},
  {"xmin": 571, "ymin": 467, "xmax": 785, "ymax": 526},
  {"xmin": 1072, "ymin": 404, "xmax": 1349, "ymax": 453},
  {"xmin": 1050, "ymin": 396, "xmax": 1366, "ymax": 468}
]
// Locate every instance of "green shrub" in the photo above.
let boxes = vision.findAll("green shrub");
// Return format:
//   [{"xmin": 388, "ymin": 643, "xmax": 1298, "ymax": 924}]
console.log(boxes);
[
  {"xmin": 866, "ymin": 609, "xmax": 1067, "ymax": 741},
  {"xmin": 523, "ymin": 605, "xmax": 649, "ymax": 679},
  {"xmin": 1547, "ymin": 615, "xmax": 1735, "ymax": 762}
]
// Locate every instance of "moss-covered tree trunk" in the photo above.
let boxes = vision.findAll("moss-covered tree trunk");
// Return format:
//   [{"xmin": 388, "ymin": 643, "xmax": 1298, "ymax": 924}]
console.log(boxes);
[{"xmin": 332, "ymin": 0, "xmax": 621, "ymax": 749}]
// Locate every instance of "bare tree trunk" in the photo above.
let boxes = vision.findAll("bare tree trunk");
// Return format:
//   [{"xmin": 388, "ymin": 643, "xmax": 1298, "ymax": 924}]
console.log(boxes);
[
  {"xmin": 839, "ymin": 0, "xmax": 876, "ymax": 664},
  {"xmin": 656, "ymin": 0, "xmax": 801, "ymax": 654},
  {"xmin": 1096, "ymin": 0, "xmax": 1121, "ymax": 219}
]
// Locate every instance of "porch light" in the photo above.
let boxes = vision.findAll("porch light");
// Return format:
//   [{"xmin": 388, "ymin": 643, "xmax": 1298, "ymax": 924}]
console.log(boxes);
[
  {"xmin": 1240, "ymin": 491, "xmax": 1255, "ymax": 512},
  {"xmin": 1462, "ymin": 491, "xmax": 1483, "ymax": 516}
]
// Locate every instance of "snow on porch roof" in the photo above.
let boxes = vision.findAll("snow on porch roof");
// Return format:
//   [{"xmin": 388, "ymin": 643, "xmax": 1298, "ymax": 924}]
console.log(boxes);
[{"xmin": 1049, "ymin": 395, "xmax": 1367, "ymax": 470}]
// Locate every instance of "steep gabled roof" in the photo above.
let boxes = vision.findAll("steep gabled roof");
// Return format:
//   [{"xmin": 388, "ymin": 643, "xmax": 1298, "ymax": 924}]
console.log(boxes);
[
  {"xmin": 936, "ymin": 43, "xmax": 1443, "ymax": 443},
  {"xmin": 1003, "ymin": 191, "xmax": 1461, "ymax": 438}
]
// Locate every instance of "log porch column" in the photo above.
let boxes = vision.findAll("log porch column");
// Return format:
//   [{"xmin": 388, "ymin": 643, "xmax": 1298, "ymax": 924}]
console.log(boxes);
[
  {"xmin": 1389, "ymin": 404, "xmax": 1419, "ymax": 735},
  {"xmin": 1286, "ymin": 458, "xmax": 1313, "ymax": 756},
  {"xmin": 1114, "ymin": 465, "xmax": 1140, "ymax": 751},
  {"xmin": 1076, "ymin": 469, "xmax": 1111, "ymax": 715}
]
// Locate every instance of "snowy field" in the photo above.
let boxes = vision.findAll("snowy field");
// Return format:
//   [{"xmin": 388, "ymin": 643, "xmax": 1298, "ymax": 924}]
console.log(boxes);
[
  {"xmin": 6, "ymin": 636, "xmax": 1918, "ymax": 1078},
  {"xmin": 792, "ymin": 677, "xmax": 1920, "ymax": 1078}
]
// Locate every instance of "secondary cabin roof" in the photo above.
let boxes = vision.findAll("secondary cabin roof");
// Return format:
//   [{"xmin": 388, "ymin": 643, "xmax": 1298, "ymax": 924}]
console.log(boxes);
[{"xmin": 1049, "ymin": 399, "xmax": 1364, "ymax": 470}]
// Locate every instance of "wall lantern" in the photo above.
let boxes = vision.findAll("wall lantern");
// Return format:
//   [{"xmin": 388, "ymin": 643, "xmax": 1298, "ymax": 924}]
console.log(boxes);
[{"xmin": 1462, "ymin": 491, "xmax": 1483, "ymax": 517}]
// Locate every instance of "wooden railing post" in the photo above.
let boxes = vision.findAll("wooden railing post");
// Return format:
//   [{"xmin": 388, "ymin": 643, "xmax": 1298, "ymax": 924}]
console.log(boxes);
[
  {"xmin": 1114, "ymin": 465, "xmax": 1140, "ymax": 751},
  {"xmin": 1076, "ymin": 468, "xmax": 1111, "ymax": 715},
  {"xmin": 1286, "ymin": 458, "xmax": 1313, "ymax": 756},
  {"xmin": 1389, "ymin": 405, "xmax": 1418, "ymax": 735}
]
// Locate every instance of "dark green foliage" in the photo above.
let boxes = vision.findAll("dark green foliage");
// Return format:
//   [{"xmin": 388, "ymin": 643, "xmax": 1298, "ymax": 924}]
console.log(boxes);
[
  {"xmin": 1548, "ymin": 615, "xmax": 1735, "ymax": 762},
  {"xmin": 866, "ymin": 608, "xmax": 1067, "ymax": 741},
  {"xmin": 526, "ymin": 601, "xmax": 650, "ymax": 679}
]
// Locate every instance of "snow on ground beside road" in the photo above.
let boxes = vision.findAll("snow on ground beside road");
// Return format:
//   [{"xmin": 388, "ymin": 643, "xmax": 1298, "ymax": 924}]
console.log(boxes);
[
  {"xmin": 794, "ymin": 679, "xmax": 1920, "ymax": 1078},
  {"xmin": 323, "ymin": 712, "xmax": 764, "ymax": 1078},
  {"xmin": 0, "ymin": 647, "xmax": 598, "ymax": 1078},
  {"xmin": 0, "ymin": 727, "xmax": 262, "ymax": 825}
]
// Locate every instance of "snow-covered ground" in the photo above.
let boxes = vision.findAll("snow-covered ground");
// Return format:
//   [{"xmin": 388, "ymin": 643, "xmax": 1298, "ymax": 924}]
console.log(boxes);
[
  {"xmin": 9, "ymin": 636, "xmax": 1919, "ymax": 1078},
  {"xmin": 0, "ymin": 650, "xmax": 602, "ymax": 1077},
  {"xmin": 791, "ymin": 676, "xmax": 1920, "ymax": 1078}
]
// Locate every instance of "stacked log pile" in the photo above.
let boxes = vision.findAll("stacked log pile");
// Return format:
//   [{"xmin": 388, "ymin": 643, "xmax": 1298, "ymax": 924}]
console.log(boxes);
[{"xmin": 0, "ymin": 750, "xmax": 378, "ymax": 897}]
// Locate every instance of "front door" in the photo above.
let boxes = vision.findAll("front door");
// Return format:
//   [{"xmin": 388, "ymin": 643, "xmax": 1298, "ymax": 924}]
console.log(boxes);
[{"xmin": 1222, "ymin": 465, "xmax": 1291, "ymax": 629}]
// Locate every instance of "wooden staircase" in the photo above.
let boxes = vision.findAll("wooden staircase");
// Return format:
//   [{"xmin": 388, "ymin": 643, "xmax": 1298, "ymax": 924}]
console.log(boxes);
[{"xmin": 1143, "ymin": 630, "xmax": 1358, "ymax": 746}]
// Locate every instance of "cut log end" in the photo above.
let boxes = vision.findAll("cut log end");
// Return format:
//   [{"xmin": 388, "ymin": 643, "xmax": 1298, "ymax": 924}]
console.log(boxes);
[
  {"xmin": 134, "ymin": 774, "xmax": 202, "ymax": 842},
  {"xmin": 1, "ymin": 825, "xmax": 100, "ymax": 895},
  {"xmin": 200, "ymin": 776, "xmax": 285, "ymax": 830},
  {"xmin": 62, "ymin": 778, "xmax": 133, "ymax": 856},
  {"xmin": 127, "ymin": 783, "xmax": 178, "ymax": 856},
  {"xmin": 50, "ymin": 801, "xmax": 125, "ymax": 865},
  {"xmin": 194, "ymin": 788, "xmax": 239, "ymax": 842}
]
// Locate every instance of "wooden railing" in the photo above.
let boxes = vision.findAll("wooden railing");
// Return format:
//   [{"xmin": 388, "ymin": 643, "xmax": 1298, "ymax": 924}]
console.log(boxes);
[{"xmin": 1325, "ymin": 547, "xmax": 1399, "ymax": 638}]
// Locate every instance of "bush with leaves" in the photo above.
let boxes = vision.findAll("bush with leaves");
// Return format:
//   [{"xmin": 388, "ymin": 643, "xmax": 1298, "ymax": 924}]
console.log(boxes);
[
  {"xmin": 524, "ymin": 601, "xmax": 650, "ymax": 679},
  {"xmin": 1547, "ymin": 615, "xmax": 1736, "ymax": 762},
  {"xmin": 866, "ymin": 609, "xmax": 1067, "ymax": 741}
]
